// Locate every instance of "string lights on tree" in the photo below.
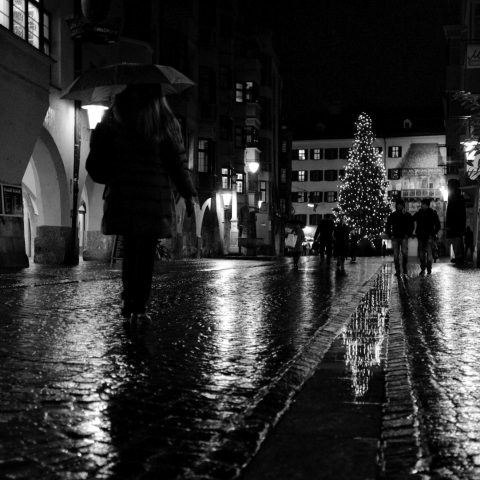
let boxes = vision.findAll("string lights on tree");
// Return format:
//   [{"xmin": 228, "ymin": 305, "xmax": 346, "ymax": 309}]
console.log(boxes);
[{"xmin": 337, "ymin": 113, "xmax": 391, "ymax": 240}]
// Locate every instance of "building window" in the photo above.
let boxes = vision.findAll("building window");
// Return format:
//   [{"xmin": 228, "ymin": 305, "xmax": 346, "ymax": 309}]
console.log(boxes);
[
  {"xmin": 339, "ymin": 169, "xmax": 346, "ymax": 179},
  {"xmin": 388, "ymin": 169, "xmax": 401, "ymax": 180},
  {"xmin": 298, "ymin": 149, "xmax": 306, "ymax": 160},
  {"xmin": 298, "ymin": 170, "xmax": 307, "ymax": 182},
  {"xmin": 312, "ymin": 148, "xmax": 322, "ymax": 160},
  {"xmin": 234, "ymin": 126, "xmax": 243, "ymax": 148},
  {"xmin": 325, "ymin": 170, "xmax": 338, "ymax": 181},
  {"xmin": 235, "ymin": 82, "xmax": 243, "ymax": 103},
  {"xmin": 375, "ymin": 146, "xmax": 383, "ymax": 155},
  {"xmin": 325, "ymin": 148, "xmax": 338, "ymax": 160},
  {"xmin": 292, "ymin": 192, "xmax": 307, "ymax": 203},
  {"xmin": 280, "ymin": 168, "xmax": 287, "ymax": 183},
  {"xmin": 309, "ymin": 191, "xmax": 323, "ymax": 203},
  {"xmin": 280, "ymin": 198, "xmax": 286, "ymax": 213},
  {"xmin": 310, "ymin": 170, "xmax": 323, "ymax": 181},
  {"xmin": 1, "ymin": 0, "xmax": 50, "ymax": 54},
  {"xmin": 236, "ymin": 173, "xmax": 244, "ymax": 193},
  {"xmin": 339, "ymin": 148, "xmax": 349, "ymax": 159},
  {"xmin": 235, "ymin": 81, "xmax": 257, "ymax": 103},
  {"xmin": 260, "ymin": 181, "xmax": 267, "ymax": 202},
  {"xmin": 198, "ymin": 138, "xmax": 211, "ymax": 173},
  {"xmin": 281, "ymin": 140, "xmax": 288, "ymax": 153},
  {"xmin": 310, "ymin": 214, "xmax": 322, "ymax": 226},
  {"xmin": 325, "ymin": 191, "xmax": 338, "ymax": 203},
  {"xmin": 221, "ymin": 168, "xmax": 231, "ymax": 189},
  {"xmin": 244, "ymin": 126, "xmax": 258, "ymax": 147},
  {"xmin": 388, "ymin": 146, "xmax": 402, "ymax": 158}
]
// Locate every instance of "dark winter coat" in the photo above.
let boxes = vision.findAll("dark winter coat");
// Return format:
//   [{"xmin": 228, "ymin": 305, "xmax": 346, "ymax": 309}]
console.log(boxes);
[
  {"xmin": 86, "ymin": 114, "xmax": 196, "ymax": 238},
  {"xmin": 413, "ymin": 208, "xmax": 440, "ymax": 240},
  {"xmin": 445, "ymin": 193, "xmax": 466, "ymax": 238},
  {"xmin": 385, "ymin": 210, "xmax": 414, "ymax": 239},
  {"xmin": 333, "ymin": 223, "xmax": 350, "ymax": 257}
]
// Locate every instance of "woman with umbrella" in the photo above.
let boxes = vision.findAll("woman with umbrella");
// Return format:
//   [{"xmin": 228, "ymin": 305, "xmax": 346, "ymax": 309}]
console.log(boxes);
[{"xmin": 86, "ymin": 83, "xmax": 197, "ymax": 324}]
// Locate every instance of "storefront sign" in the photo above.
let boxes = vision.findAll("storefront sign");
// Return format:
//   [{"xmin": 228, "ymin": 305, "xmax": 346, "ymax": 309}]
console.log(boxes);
[{"xmin": 1, "ymin": 184, "xmax": 23, "ymax": 216}]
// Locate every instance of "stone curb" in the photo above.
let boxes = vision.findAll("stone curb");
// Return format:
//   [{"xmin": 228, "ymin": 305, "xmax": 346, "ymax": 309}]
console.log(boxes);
[{"xmin": 379, "ymin": 277, "xmax": 431, "ymax": 479}]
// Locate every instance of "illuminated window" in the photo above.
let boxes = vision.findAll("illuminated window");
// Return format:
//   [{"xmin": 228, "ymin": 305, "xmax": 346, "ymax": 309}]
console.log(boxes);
[
  {"xmin": 312, "ymin": 148, "xmax": 322, "ymax": 160},
  {"xmin": 221, "ymin": 168, "xmax": 231, "ymax": 189},
  {"xmin": 388, "ymin": 146, "xmax": 402, "ymax": 158},
  {"xmin": 244, "ymin": 126, "xmax": 258, "ymax": 146},
  {"xmin": 298, "ymin": 149, "xmax": 306, "ymax": 160},
  {"xmin": 2, "ymin": 1, "xmax": 50, "ymax": 54},
  {"xmin": 296, "ymin": 170, "xmax": 307, "ymax": 182},
  {"xmin": 260, "ymin": 181, "xmax": 267, "ymax": 202},
  {"xmin": 236, "ymin": 173, "xmax": 244, "ymax": 193},
  {"xmin": 235, "ymin": 82, "xmax": 243, "ymax": 102}
]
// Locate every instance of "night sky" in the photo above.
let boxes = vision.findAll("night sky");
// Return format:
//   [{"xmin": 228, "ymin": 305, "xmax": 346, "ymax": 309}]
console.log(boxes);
[{"xmin": 246, "ymin": 1, "xmax": 450, "ymax": 137}]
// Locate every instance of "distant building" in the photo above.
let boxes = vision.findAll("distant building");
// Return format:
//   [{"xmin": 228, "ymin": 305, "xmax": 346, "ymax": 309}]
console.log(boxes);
[{"xmin": 291, "ymin": 134, "xmax": 449, "ymax": 253}]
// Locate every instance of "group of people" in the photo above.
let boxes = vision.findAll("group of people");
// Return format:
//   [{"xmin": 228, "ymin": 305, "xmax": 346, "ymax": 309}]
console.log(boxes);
[
  {"xmin": 385, "ymin": 197, "xmax": 440, "ymax": 276},
  {"xmin": 289, "ymin": 193, "xmax": 470, "ymax": 277},
  {"xmin": 287, "ymin": 214, "xmax": 359, "ymax": 273}
]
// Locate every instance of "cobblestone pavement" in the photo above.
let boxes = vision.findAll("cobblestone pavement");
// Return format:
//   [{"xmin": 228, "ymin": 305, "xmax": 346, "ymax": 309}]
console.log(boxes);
[
  {"xmin": 395, "ymin": 261, "xmax": 480, "ymax": 480},
  {"xmin": 0, "ymin": 257, "xmax": 388, "ymax": 480}
]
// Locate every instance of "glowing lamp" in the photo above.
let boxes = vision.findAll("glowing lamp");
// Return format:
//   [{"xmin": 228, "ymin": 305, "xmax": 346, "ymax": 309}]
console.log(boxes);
[
  {"xmin": 307, "ymin": 203, "xmax": 315, "ymax": 208},
  {"xmin": 247, "ymin": 161, "xmax": 260, "ymax": 173},
  {"xmin": 222, "ymin": 192, "xmax": 232, "ymax": 207},
  {"xmin": 439, "ymin": 185, "xmax": 449, "ymax": 202},
  {"xmin": 82, "ymin": 104, "xmax": 108, "ymax": 129}
]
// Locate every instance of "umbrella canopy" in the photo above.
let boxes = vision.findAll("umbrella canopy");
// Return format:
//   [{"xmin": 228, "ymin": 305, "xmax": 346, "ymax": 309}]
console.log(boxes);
[{"xmin": 61, "ymin": 63, "xmax": 195, "ymax": 103}]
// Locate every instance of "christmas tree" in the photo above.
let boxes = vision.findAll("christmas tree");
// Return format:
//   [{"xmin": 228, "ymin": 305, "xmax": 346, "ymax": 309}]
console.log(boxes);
[{"xmin": 337, "ymin": 113, "xmax": 391, "ymax": 240}]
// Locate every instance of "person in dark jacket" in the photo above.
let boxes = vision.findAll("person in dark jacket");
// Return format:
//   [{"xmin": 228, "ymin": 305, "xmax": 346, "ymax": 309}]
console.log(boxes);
[
  {"xmin": 314, "ymin": 214, "xmax": 334, "ymax": 263},
  {"xmin": 333, "ymin": 215, "xmax": 350, "ymax": 273},
  {"xmin": 385, "ymin": 198, "xmax": 414, "ymax": 276},
  {"xmin": 86, "ymin": 84, "xmax": 197, "ymax": 323},
  {"xmin": 445, "ymin": 179, "xmax": 466, "ymax": 264},
  {"xmin": 413, "ymin": 198, "xmax": 441, "ymax": 275}
]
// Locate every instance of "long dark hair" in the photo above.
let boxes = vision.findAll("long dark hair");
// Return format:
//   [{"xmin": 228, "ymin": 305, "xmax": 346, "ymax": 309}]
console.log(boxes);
[{"xmin": 113, "ymin": 84, "xmax": 183, "ymax": 145}]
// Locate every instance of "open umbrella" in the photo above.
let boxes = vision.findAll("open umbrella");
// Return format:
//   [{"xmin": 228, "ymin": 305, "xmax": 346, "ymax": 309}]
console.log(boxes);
[{"xmin": 60, "ymin": 63, "xmax": 195, "ymax": 103}]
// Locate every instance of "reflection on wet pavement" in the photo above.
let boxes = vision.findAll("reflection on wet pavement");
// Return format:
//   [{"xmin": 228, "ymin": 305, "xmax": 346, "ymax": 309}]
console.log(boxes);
[
  {"xmin": 399, "ymin": 264, "xmax": 480, "ymax": 480},
  {"xmin": 0, "ymin": 258, "xmax": 384, "ymax": 479}
]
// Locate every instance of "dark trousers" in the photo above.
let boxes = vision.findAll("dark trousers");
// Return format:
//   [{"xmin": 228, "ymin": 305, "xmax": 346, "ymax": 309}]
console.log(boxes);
[
  {"xmin": 122, "ymin": 234, "xmax": 158, "ymax": 313},
  {"xmin": 319, "ymin": 239, "xmax": 332, "ymax": 261}
]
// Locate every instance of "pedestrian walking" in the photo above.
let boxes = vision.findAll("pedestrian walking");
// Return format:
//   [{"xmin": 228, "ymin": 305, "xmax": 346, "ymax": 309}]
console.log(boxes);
[
  {"xmin": 290, "ymin": 222, "xmax": 305, "ymax": 269},
  {"xmin": 385, "ymin": 198, "xmax": 414, "ymax": 277},
  {"xmin": 349, "ymin": 229, "xmax": 359, "ymax": 263},
  {"xmin": 334, "ymin": 214, "xmax": 350, "ymax": 274},
  {"xmin": 413, "ymin": 198, "xmax": 441, "ymax": 275},
  {"xmin": 464, "ymin": 225, "xmax": 474, "ymax": 261},
  {"xmin": 86, "ymin": 84, "xmax": 197, "ymax": 323},
  {"xmin": 445, "ymin": 178, "xmax": 466, "ymax": 264},
  {"xmin": 382, "ymin": 241, "xmax": 387, "ymax": 257},
  {"xmin": 314, "ymin": 214, "xmax": 334, "ymax": 264}
]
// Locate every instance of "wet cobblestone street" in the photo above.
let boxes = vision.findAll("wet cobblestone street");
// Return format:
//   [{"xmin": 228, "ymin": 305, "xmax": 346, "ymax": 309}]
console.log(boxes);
[
  {"xmin": 0, "ymin": 257, "xmax": 386, "ymax": 480},
  {"xmin": 397, "ymin": 262, "xmax": 480, "ymax": 480}
]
